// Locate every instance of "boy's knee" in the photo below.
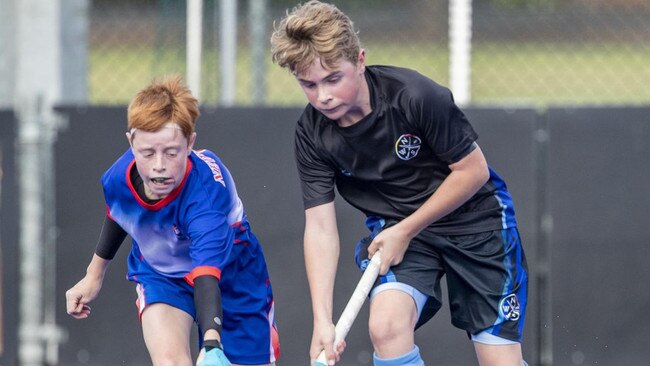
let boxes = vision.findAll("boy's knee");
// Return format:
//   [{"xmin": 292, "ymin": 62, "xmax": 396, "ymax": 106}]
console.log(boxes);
[
  {"xmin": 150, "ymin": 349, "xmax": 192, "ymax": 366},
  {"xmin": 368, "ymin": 314, "xmax": 410, "ymax": 348}
]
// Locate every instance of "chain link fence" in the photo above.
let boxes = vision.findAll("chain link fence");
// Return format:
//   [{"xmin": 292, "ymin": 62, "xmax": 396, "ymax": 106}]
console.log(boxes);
[{"xmin": 88, "ymin": 0, "xmax": 650, "ymax": 107}]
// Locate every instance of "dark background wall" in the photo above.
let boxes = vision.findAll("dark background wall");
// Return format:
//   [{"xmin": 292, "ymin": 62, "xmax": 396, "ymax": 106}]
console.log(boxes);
[
  {"xmin": 0, "ymin": 110, "xmax": 18, "ymax": 366},
  {"xmin": 545, "ymin": 107, "xmax": 650, "ymax": 365},
  {"xmin": 1, "ymin": 106, "xmax": 649, "ymax": 365}
]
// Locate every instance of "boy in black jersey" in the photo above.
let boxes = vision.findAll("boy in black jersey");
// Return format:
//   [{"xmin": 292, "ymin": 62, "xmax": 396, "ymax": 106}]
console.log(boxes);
[{"xmin": 271, "ymin": 1, "xmax": 528, "ymax": 366}]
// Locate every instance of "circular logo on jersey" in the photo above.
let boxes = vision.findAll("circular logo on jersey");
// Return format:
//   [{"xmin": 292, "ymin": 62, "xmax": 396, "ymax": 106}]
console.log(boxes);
[
  {"xmin": 499, "ymin": 294, "xmax": 521, "ymax": 321},
  {"xmin": 395, "ymin": 134, "xmax": 421, "ymax": 161}
]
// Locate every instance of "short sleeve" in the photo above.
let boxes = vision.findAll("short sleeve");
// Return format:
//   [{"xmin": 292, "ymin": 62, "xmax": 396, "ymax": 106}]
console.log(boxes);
[
  {"xmin": 405, "ymin": 79, "xmax": 478, "ymax": 165},
  {"xmin": 294, "ymin": 117, "xmax": 336, "ymax": 209}
]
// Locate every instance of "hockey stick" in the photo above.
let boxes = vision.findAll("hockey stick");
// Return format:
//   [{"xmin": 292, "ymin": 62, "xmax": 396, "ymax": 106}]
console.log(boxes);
[{"xmin": 313, "ymin": 251, "xmax": 382, "ymax": 366}]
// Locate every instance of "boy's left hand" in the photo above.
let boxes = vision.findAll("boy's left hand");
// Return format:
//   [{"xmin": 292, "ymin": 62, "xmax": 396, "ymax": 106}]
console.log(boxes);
[
  {"xmin": 367, "ymin": 225, "xmax": 410, "ymax": 275},
  {"xmin": 196, "ymin": 344, "xmax": 231, "ymax": 366}
]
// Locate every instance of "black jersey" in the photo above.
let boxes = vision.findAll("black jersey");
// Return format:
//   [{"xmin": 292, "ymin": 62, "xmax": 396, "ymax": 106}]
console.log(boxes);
[{"xmin": 295, "ymin": 65, "xmax": 517, "ymax": 235}]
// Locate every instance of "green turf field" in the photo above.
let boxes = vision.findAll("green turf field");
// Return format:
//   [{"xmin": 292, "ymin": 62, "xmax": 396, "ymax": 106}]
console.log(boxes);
[{"xmin": 89, "ymin": 41, "xmax": 650, "ymax": 107}]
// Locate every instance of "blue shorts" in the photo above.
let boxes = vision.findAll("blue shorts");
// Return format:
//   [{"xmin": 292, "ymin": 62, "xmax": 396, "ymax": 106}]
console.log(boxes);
[{"xmin": 127, "ymin": 243, "xmax": 280, "ymax": 364}]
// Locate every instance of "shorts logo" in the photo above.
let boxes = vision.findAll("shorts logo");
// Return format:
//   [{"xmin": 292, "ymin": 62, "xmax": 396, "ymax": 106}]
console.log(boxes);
[
  {"xmin": 499, "ymin": 294, "xmax": 521, "ymax": 321},
  {"xmin": 339, "ymin": 167, "xmax": 352, "ymax": 177},
  {"xmin": 395, "ymin": 134, "xmax": 421, "ymax": 161}
]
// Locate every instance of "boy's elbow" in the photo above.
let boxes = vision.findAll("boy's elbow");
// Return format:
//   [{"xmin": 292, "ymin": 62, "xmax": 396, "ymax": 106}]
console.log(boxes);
[
  {"xmin": 466, "ymin": 144, "xmax": 490, "ymax": 185},
  {"xmin": 469, "ymin": 158, "xmax": 490, "ymax": 189},
  {"xmin": 479, "ymin": 163, "xmax": 490, "ymax": 185}
]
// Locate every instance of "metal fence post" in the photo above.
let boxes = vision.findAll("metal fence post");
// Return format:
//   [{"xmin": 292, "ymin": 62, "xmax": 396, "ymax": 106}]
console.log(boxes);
[
  {"xmin": 449, "ymin": 0, "xmax": 472, "ymax": 106},
  {"xmin": 15, "ymin": 0, "xmax": 67, "ymax": 364},
  {"xmin": 219, "ymin": 0, "xmax": 237, "ymax": 106},
  {"xmin": 248, "ymin": 0, "xmax": 267, "ymax": 105},
  {"xmin": 187, "ymin": 0, "xmax": 203, "ymax": 100}
]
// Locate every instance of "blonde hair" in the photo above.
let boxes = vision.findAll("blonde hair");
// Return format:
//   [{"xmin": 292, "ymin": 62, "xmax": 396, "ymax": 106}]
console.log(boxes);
[
  {"xmin": 127, "ymin": 75, "xmax": 200, "ymax": 140},
  {"xmin": 270, "ymin": 0, "xmax": 361, "ymax": 75}
]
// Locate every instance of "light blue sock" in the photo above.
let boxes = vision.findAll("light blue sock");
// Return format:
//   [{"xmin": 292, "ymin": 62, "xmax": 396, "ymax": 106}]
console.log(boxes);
[{"xmin": 373, "ymin": 345, "xmax": 425, "ymax": 366}]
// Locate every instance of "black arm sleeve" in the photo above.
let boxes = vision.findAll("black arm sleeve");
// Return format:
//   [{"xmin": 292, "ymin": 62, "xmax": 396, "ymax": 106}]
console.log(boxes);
[
  {"xmin": 94, "ymin": 215, "xmax": 127, "ymax": 260},
  {"xmin": 194, "ymin": 275, "xmax": 223, "ymax": 338}
]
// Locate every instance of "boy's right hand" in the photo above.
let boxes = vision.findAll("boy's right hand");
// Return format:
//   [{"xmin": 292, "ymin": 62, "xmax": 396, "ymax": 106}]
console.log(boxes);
[
  {"xmin": 65, "ymin": 276, "xmax": 103, "ymax": 319},
  {"xmin": 310, "ymin": 322, "xmax": 344, "ymax": 366}
]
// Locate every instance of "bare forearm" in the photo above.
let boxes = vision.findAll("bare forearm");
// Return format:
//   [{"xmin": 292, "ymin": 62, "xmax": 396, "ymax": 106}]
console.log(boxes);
[
  {"xmin": 66, "ymin": 253, "xmax": 111, "ymax": 318},
  {"xmin": 398, "ymin": 147, "xmax": 489, "ymax": 238},
  {"xmin": 305, "ymin": 231, "xmax": 338, "ymax": 324},
  {"xmin": 304, "ymin": 203, "xmax": 340, "ymax": 324},
  {"xmin": 402, "ymin": 169, "xmax": 486, "ymax": 236},
  {"xmin": 86, "ymin": 254, "xmax": 111, "ymax": 281}
]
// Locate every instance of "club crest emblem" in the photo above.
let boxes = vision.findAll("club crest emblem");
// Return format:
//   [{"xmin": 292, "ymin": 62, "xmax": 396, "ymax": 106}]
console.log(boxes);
[
  {"xmin": 499, "ymin": 294, "xmax": 521, "ymax": 321},
  {"xmin": 395, "ymin": 134, "xmax": 421, "ymax": 161}
]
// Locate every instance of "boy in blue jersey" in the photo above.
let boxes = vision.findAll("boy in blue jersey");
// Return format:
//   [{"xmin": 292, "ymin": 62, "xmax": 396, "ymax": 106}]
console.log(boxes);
[
  {"xmin": 65, "ymin": 76, "xmax": 280, "ymax": 366},
  {"xmin": 271, "ymin": 1, "xmax": 528, "ymax": 366}
]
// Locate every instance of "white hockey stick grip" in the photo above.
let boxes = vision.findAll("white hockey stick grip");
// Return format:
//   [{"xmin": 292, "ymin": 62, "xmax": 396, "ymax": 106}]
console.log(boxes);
[{"xmin": 313, "ymin": 252, "xmax": 382, "ymax": 366}]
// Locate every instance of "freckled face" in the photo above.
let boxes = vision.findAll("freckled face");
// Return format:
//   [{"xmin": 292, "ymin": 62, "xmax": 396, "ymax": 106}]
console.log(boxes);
[
  {"xmin": 127, "ymin": 126, "xmax": 195, "ymax": 200},
  {"xmin": 295, "ymin": 52, "xmax": 370, "ymax": 126}
]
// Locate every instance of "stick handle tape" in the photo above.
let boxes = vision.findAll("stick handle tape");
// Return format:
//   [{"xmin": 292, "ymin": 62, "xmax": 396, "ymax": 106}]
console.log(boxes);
[{"xmin": 313, "ymin": 252, "xmax": 382, "ymax": 365}]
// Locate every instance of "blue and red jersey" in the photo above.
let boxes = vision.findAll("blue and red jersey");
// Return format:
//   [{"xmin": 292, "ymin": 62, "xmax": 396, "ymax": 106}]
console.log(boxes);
[{"xmin": 102, "ymin": 148, "xmax": 254, "ymax": 282}]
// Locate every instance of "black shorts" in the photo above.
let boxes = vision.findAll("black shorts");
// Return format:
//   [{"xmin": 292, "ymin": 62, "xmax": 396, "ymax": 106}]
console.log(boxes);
[{"xmin": 355, "ymin": 221, "xmax": 528, "ymax": 342}]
